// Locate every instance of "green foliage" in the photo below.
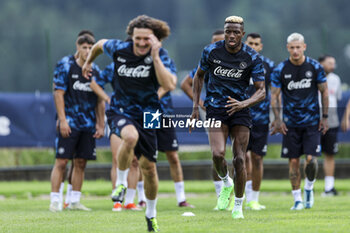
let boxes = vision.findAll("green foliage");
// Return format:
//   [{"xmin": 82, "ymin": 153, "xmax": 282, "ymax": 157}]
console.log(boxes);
[{"xmin": 0, "ymin": 0, "xmax": 350, "ymax": 92}]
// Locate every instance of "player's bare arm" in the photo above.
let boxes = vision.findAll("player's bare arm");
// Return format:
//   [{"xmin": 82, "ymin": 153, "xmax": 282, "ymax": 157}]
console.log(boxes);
[
  {"xmin": 341, "ymin": 99, "xmax": 350, "ymax": 131},
  {"xmin": 82, "ymin": 39, "xmax": 107, "ymax": 79},
  {"xmin": 149, "ymin": 34, "xmax": 177, "ymax": 91},
  {"xmin": 90, "ymin": 80, "xmax": 111, "ymax": 105},
  {"xmin": 181, "ymin": 75, "xmax": 205, "ymax": 110},
  {"xmin": 270, "ymin": 86, "xmax": 288, "ymax": 135},
  {"xmin": 54, "ymin": 89, "xmax": 71, "ymax": 138},
  {"xmin": 226, "ymin": 80, "xmax": 265, "ymax": 116},
  {"xmin": 94, "ymin": 97, "xmax": 105, "ymax": 139},
  {"xmin": 318, "ymin": 82, "xmax": 329, "ymax": 134},
  {"xmin": 189, "ymin": 67, "xmax": 205, "ymax": 132}
]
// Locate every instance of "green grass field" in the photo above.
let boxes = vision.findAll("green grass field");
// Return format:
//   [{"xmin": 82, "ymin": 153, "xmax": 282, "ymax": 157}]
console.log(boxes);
[{"xmin": 0, "ymin": 180, "xmax": 349, "ymax": 232}]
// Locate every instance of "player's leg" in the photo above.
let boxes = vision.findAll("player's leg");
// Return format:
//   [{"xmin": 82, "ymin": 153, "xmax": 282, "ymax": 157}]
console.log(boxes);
[
  {"xmin": 230, "ymin": 125, "xmax": 249, "ymax": 219},
  {"xmin": 140, "ymin": 156, "xmax": 160, "ymax": 232},
  {"xmin": 64, "ymin": 162, "xmax": 73, "ymax": 209},
  {"xmin": 123, "ymin": 156, "xmax": 142, "ymax": 211},
  {"xmin": 289, "ymin": 157, "xmax": 303, "ymax": 210},
  {"xmin": 110, "ymin": 134, "xmax": 122, "ymax": 190},
  {"xmin": 244, "ymin": 150, "xmax": 253, "ymax": 206},
  {"xmin": 68, "ymin": 131, "xmax": 96, "ymax": 211},
  {"xmin": 208, "ymin": 124, "xmax": 232, "ymax": 210},
  {"xmin": 249, "ymin": 152, "xmax": 265, "ymax": 209},
  {"xmin": 165, "ymin": 150, "xmax": 194, "ymax": 208},
  {"xmin": 303, "ymin": 125, "xmax": 321, "ymax": 209},
  {"xmin": 50, "ymin": 158, "xmax": 69, "ymax": 212},
  {"xmin": 137, "ymin": 171, "xmax": 146, "ymax": 208},
  {"xmin": 322, "ymin": 128, "xmax": 338, "ymax": 196}
]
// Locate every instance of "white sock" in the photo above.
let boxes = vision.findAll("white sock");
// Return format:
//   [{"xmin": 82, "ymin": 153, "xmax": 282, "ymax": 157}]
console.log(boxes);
[
  {"xmin": 213, "ymin": 181, "xmax": 223, "ymax": 198},
  {"xmin": 324, "ymin": 176, "xmax": 334, "ymax": 192},
  {"xmin": 218, "ymin": 171, "xmax": 233, "ymax": 187},
  {"xmin": 59, "ymin": 182, "xmax": 65, "ymax": 204},
  {"xmin": 116, "ymin": 168, "xmax": 129, "ymax": 187},
  {"xmin": 50, "ymin": 192, "xmax": 60, "ymax": 203},
  {"xmin": 292, "ymin": 189, "xmax": 302, "ymax": 202},
  {"xmin": 304, "ymin": 178, "xmax": 316, "ymax": 190},
  {"xmin": 137, "ymin": 181, "xmax": 146, "ymax": 203},
  {"xmin": 124, "ymin": 188, "xmax": 136, "ymax": 206},
  {"xmin": 71, "ymin": 191, "xmax": 81, "ymax": 203},
  {"xmin": 174, "ymin": 181, "xmax": 186, "ymax": 203},
  {"xmin": 245, "ymin": 180, "xmax": 253, "ymax": 202},
  {"xmin": 251, "ymin": 191, "xmax": 260, "ymax": 202},
  {"xmin": 65, "ymin": 184, "xmax": 72, "ymax": 204},
  {"xmin": 145, "ymin": 198, "xmax": 157, "ymax": 218},
  {"xmin": 232, "ymin": 196, "xmax": 244, "ymax": 212}
]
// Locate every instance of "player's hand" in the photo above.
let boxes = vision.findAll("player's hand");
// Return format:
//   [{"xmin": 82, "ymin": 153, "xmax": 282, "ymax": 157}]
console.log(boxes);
[
  {"xmin": 319, "ymin": 117, "xmax": 328, "ymax": 135},
  {"xmin": 59, "ymin": 120, "xmax": 71, "ymax": 138},
  {"xmin": 270, "ymin": 119, "xmax": 288, "ymax": 135},
  {"xmin": 189, "ymin": 106, "xmax": 200, "ymax": 133},
  {"xmin": 149, "ymin": 34, "xmax": 162, "ymax": 59},
  {"xmin": 225, "ymin": 96, "xmax": 246, "ymax": 116},
  {"xmin": 56, "ymin": 119, "xmax": 59, "ymax": 132},
  {"xmin": 82, "ymin": 62, "xmax": 93, "ymax": 79},
  {"xmin": 341, "ymin": 116, "xmax": 349, "ymax": 132},
  {"xmin": 94, "ymin": 124, "xmax": 105, "ymax": 139}
]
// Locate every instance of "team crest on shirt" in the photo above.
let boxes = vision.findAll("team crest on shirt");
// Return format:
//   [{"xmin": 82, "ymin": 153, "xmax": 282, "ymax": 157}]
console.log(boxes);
[
  {"xmin": 144, "ymin": 56, "xmax": 153, "ymax": 64},
  {"xmin": 239, "ymin": 62, "xmax": 248, "ymax": 69},
  {"xmin": 117, "ymin": 119, "xmax": 126, "ymax": 127},
  {"xmin": 305, "ymin": 71, "xmax": 313, "ymax": 78}
]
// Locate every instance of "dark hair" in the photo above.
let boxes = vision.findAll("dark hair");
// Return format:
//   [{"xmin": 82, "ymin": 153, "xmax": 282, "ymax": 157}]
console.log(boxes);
[
  {"xmin": 246, "ymin": 33, "xmax": 261, "ymax": 39},
  {"xmin": 212, "ymin": 29, "xmax": 224, "ymax": 36},
  {"xmin": 76, "ymin": 34, "xmax": 95, "ymax": 45},
  {"xmin": 126, "ymin": 15, "xmax": 170, "ymax": 41},
  {"xmin": 77, "ymin": 30, "xmax": 95, "ymax": 38},
  {"xmin": 318, "ymin": 54, "xmax": 334, "ymax": 63}
]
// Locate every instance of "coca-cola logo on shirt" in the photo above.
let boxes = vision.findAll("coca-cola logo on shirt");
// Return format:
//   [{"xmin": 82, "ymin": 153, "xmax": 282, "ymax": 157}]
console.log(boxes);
[
  {"xmin": 117, "ymin": 64, "xmax": 151, "ymax": 78},
  {"xmin": 73, "ymin": 81, "xmax": 93, "ymax": 92},
  {"xmin": 287, "ymin": 78, "xmax": 312, "ymax": 90},
  {"xmin": 213, "ymin": 66, "xmax": 244, "ymax": 79}
]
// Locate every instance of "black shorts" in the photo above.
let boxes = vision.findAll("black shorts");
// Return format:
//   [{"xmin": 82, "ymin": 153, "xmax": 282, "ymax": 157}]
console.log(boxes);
[
  {"xmin": 247, "ymin": 124, "xmax": 269, "ymax": 156},
  {"xmin": 206, "ymin": 106, "xmax": 252, "ymax": 129},
  {"xmin": 281, "ymin": 125, "xmax": 321, "ymax": 158},
  {"xmin": 321, "ymin": 127, "xmax": 339, "ymax": 155},
  {"xmin": 107, "ymin": 110, "xmax": 158, "ymax": 163},
  {"xmin": 156, "ymin": 127, "xmax": 179, "ymax": 152},
  {"xmin": 55, "ymin": 129, "xmax": 96, "ymax": 160}
]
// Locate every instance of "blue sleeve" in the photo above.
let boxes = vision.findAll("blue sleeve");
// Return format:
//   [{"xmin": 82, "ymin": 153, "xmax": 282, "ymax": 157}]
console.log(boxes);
[
  {"xmin": 271, "ymin": 63, "xmax": 283, "ymax": 88},
  {"xmin": 53, "ymin": 58, "xmax": 71, "ymax": 91},
  {"xmin": 316, "ymin": 64, "xmax": 326, "ymax": 84},
  {"xmin": 90, "ymin": 63, "xmax": 105, "ymax": 88},
  {"xmin": 159, "ymin": 49, "xmax": 177, "ymax": 75},
  {"xmin": 103, "ymin": 39, "xmax": 124, "ymax": 59},
  {"xmin": 251, "ymin": 56, "xmax": 265, "ymax": 82},
  {"xmin": 199, "ymin": 45, "xmax": 211, "ymax": 72},
  {"xmin": 189, "ymin": 68, "xmax": 197, "ymax": 79}
]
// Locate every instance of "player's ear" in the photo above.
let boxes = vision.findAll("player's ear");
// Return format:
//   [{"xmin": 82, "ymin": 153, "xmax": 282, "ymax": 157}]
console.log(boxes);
[{"xmin": 304, "ymin": 43, "xmax": 307, "ymax": 51}]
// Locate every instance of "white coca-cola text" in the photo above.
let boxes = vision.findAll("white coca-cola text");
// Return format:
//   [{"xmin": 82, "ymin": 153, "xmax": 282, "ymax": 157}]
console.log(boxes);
[
  {"xmin": 214, "ymin": 66, "xmax": 243, "ymax": 78},
  {"xmin": 117, "ymin": 64, "xmax": 151, "ymax": 78},
  {"xmin": 73, "ymin": 81, "xmax": 92, "ymax": 92},
  {"xmin": 287, "ymin": 78, "xmax": 312, "ymax": 90}
]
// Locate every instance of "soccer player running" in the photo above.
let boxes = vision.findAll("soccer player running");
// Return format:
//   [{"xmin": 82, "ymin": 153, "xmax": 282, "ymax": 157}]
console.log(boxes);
[
  {"xmin": 244, "ymin": 33, "xmax": 275, "ymax": 210},
  {"xmin": 318, "ymin": 55, "xmax": 342, "ymax": 196},
  {"xmin": 181, "ymin": 30, "xmax": 227, "ymax": 210},
  {"xmin": 270, "ymin": 33, "xmax": 329, "ymax": 210},
  {"xmin": 83, "ymin": 15, "xmax": 176, "ymax": 232},
  {"xmin": 191, "ymin": 16, "xmax": 265, "ymax": 219},
  {"xmin": 50, "ymin": 34, "xmax": 105, "ymax": 212}
]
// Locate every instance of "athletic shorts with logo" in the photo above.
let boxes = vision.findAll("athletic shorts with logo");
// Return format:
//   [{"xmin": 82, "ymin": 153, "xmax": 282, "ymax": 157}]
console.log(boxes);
[
  {"xmin": 156, "ymin": 126, "xmax": 179, "ymax": 152},
  {"xmin": 281, "ymin": 125, "xmax": 321, "ymax": 158},
  {"xmin": 321, "ymin": 127, "xmax": 339, "ymax": 155},
  {"xmin": 206, "ymin": 106, "xmax": 252, "ymax": 129},
  {"xmin": 106, "ymin": 110, "xmax": 158, "ymax": 162},
  {"xmin": 247, "ymin": 124, "xmax": 268, "ymax": 156},
  {"xmin": 55, "ymin": 129, "xmax": 96, "ymax": 160}
]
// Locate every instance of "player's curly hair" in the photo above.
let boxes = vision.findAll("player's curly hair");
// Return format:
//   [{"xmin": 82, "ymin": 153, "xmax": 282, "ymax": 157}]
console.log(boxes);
[{"xmin": 126, "ymin": 15, "xmax": 170, "ymax": 41}]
